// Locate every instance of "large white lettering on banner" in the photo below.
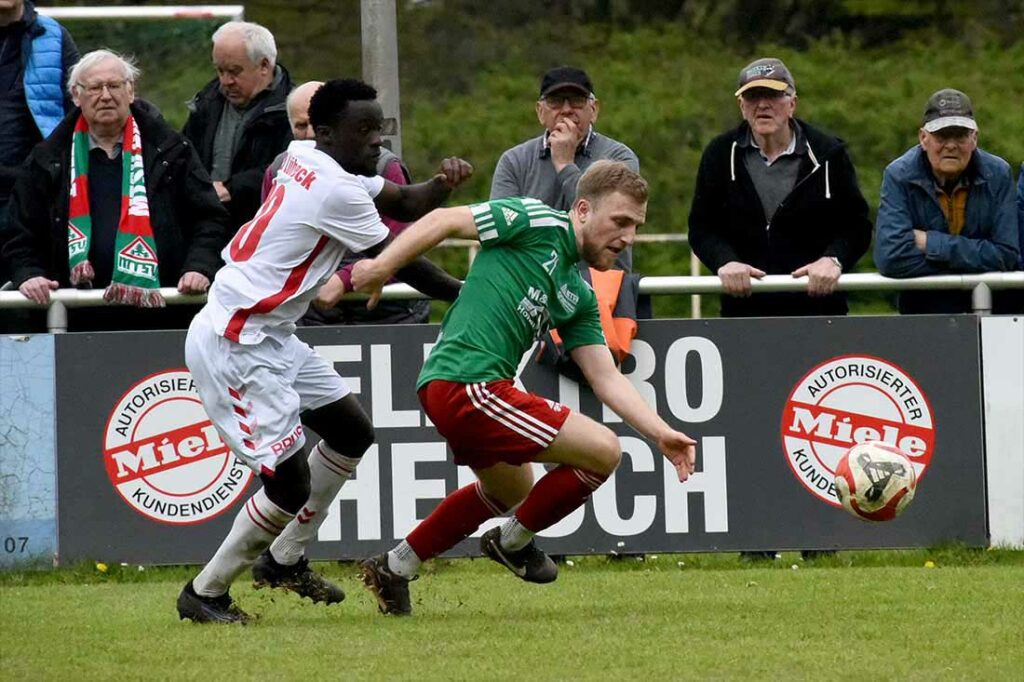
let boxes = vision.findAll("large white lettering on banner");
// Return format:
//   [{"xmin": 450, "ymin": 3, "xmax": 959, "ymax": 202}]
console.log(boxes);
[
  {"xmin": 311, "ymin": 336, "xmax": 730, "ymax": 547},
  {"xmin": 53, "ymin": 316, "xmax": 988, "ymax": 563}
]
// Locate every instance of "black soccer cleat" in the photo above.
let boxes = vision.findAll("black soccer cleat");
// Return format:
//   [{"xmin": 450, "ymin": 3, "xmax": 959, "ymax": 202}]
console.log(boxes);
[
  {"xmin": 252, "ymin": 550, "xmax": 345, "ymax": 605},
  {"xmin": 359, "ymin": 553, "xmax": 414, "ymax": 616},
  {"xmin": 480, "ymin": 527, "xmax": 558, "ymax": 584},
  {"xmin": 177, "ymin": 580, "xmax": 253, "ymax": 624},
  {"xmin": 739, "ymin": 551, "xmax": 781, "ymax": 562}
]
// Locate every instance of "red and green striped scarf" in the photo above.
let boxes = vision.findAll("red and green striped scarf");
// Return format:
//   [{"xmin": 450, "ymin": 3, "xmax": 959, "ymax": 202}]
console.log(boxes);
[{"xmin": 68, "ymin": 113, "xmax": 164, "ymax": 307}]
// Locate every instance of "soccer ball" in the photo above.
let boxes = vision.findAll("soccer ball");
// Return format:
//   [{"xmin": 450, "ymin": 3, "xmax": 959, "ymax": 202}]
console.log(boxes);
[{"xmin": 834, "ymin": 441, "xmax": 917, "ymax": 522}]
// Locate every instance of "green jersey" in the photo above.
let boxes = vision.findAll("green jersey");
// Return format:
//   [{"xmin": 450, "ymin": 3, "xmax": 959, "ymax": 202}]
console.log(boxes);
[{"xmin": 417, "ymin": 197, "xmax": 605, "ymax": 388}]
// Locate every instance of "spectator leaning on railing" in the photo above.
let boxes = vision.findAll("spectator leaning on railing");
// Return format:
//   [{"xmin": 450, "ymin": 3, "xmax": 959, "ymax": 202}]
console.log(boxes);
[
  {"xmin": 688, "ymin": 57, "xmax": 872, "ymax": 561},
  {"xmin": 182, "ymin": 20, "xmax": 293, "ymax": 235},
  {"xmin": 688, "ymin": 58, "xmax": 871, "ymax": 320},
  {"xmin": 0, "ymin": 49, "xmax": 230, "ymax": 332},
  {"xmin": 873, "ymin": 89, "xmax": 1019, "ymax": 314},
  {"xmin": 0, "ymin": 0, "xmax": 79, "ymax": 284}
]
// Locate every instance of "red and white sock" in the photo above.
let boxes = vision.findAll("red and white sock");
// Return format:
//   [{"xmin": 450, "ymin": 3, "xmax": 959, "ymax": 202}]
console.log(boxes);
[
  {"xmin": 193, "ymin": 487, "xmax": 293, "ymax": 597},
  {"xmin": 388, "ymin": 481, "xmax": 508, "ymax": 578},
  {"xmin": 270, "ymin": 441, "xmax": 359, "ymax": 566},
  {"xmin": 501, "ymin": 466, "xmax": 606, "ymax": 551}
]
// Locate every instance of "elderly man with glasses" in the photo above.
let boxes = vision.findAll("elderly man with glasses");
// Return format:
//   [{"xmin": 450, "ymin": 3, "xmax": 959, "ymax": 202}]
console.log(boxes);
[
  {"xmin": 491, "ymin": 66, "xmax": 642, "ymax": 374},
  {"xmin": 688, "ymin": 57, "xmax": 872, "ymax": 562},
  {"xmin": 689, "ymin": 57, "xmax": 871, "ymax": 318},
  {"xmin": 874, "ymin": 88, "xmax": 1019, "ymax": 314},
  {"xmin": 492, "ymin": 66, "xmax": 638, "ymax": 223},
  {"xmin": 1, "ymin": 49, "xmax": 230, "ymax": 332}
]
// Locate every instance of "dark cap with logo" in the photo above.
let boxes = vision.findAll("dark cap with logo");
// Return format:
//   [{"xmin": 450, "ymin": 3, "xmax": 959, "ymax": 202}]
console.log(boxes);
[
  {"xmin": 539, "ymin": 66, "xmax": 594, "ymax": 98},
  {"xmin": 735, "ymin": 58, "xmax": 796, "ymax": 97},
  {"xmin": 922, "ymin": 88, "xmax": 977, "ymax": 132}
]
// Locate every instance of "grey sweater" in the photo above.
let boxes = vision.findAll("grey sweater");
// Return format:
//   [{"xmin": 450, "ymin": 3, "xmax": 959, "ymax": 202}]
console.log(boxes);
[{"xmin": 490, "ymin": 129, "xmax": 639, "ymax": 270}]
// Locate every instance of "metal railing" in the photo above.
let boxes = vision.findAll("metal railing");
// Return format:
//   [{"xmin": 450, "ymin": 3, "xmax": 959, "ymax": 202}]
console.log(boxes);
[
  {"xmin": 441, "ymin": 232, "xmax": 704, "ymax": 316},
  {"xmin": 38, "ymin": 5, "xmax": 245, "ymax": 20},
  {"xmin": 3, "ymin": 272, "xmax": 1022, "ymax": 333}
]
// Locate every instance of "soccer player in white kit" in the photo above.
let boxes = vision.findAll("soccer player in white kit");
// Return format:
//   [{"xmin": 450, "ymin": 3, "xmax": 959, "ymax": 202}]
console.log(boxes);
[{"xmin": 177, "ymin": 79, "xmax": 471, "ymax": 623}]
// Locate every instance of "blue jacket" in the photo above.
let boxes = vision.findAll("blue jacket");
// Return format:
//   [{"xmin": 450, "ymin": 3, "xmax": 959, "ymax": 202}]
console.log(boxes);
[
  {"xmin": 1017, "ymin": 164, "xmax": 1024, "ymax": 269},
  {"xmin": 23, "ymin": 8, "xmax": 75, "ymax": 137},
  {"xmin": 874, "ymin": 145, "xmax": 1019, "ymax": 279},
  {"xmin": 0, "ymin": 1, "xmax": 77, "ymax": 200}
]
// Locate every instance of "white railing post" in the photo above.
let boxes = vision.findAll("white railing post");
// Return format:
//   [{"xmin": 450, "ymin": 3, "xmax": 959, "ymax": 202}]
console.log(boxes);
[
  {"xmin": 690, "ymin": 249, "xmax": 701, "ymax": 319},
  {"xmin": 46, "ymin": 302, "xmax": 67, "ymax": 334},
  {"xmin": 972, "ymin": 282, "xmax": 993, "ymax": 315}
]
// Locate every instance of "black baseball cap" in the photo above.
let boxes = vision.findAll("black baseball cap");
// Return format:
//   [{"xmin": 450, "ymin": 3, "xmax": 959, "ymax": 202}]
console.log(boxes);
[
  {"xmin": 922, "ymin": 89, "xmax": 977, "ymax": 132},
  {"xmin": 735, "ymin": 58, "xmax": 796, "ymax": 97},
  {"xmin": 539, "ymin": 66, "xmax": 594, "ymax": 98}
]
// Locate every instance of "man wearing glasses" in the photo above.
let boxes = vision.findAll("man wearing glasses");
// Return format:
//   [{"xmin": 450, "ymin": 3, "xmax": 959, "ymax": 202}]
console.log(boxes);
[
  {"xmin": 1, "ymin": 49, "xmax": 230, "ymax": 331},
  {"xmin": 491, "ymin": 67, "xmax": 641, "ymax": 373},
  {"xmin": 689, "ymin": 57, "xmax": 870, "ymax": 319},
  {"xmin": 688, "ymin": 58, "xmax": 871, "ymax": 562},
  {"xmin": 874, "ymin": 88, "xmax": 1019, "ymax": 313},
  {"xmin": 491, "ymin": 67, "xmax": 639, "ymax": 252}
]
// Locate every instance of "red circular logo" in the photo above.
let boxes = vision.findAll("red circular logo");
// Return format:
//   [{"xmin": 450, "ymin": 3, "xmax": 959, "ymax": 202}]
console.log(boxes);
[
  {"xmin": 103, "ymin": 369, "xmax": 253, "ymax": 525},
  {"xmin": 780, "ymin": 355, "xmax": 935, "ymax": 506}
]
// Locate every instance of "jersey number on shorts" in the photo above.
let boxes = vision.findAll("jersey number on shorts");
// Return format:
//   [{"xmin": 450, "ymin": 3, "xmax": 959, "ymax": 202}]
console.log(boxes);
[{"xmin": 229, "ymin": 184, "xmax": 285, "ymax": 262}]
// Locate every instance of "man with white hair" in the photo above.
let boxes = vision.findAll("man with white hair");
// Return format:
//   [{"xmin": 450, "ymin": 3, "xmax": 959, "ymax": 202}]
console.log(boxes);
[
  {"xmin": 183, "ymin": 20, "xmax": 294, "ymax": 233},
  {"xmin": 1, "ymin": 49, "xmax": 230, "ymax": 330}
]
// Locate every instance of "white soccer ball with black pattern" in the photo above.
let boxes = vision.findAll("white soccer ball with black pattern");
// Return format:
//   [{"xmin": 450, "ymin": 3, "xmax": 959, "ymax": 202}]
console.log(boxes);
[{"xmin": 834, "ymin": 441, "xmax": 917, "ymax": 522}]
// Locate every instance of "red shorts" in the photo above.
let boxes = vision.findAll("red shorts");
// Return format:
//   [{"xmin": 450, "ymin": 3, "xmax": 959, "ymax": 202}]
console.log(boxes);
[{"xmin": 418, "ymin": 379, "xmax": 571, "ymax": 468}]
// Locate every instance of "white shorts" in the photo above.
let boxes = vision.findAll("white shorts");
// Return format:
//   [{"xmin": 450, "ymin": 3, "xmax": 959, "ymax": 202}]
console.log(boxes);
[{"xmin": 184, "ymin": 313, "xmax": 349, "ymax": 475}]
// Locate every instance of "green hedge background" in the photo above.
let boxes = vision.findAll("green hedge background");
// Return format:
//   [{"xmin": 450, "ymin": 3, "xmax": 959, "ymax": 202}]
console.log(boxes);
[{"xmin": 58, "ymin": 0, "xmax": 1024, "ymax": 316}]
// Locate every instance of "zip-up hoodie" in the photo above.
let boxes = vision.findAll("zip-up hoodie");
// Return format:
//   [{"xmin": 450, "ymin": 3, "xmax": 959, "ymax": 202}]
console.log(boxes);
[{"xmin": 688, "ymin": 118, "xmax": 871, "ymax": 317}]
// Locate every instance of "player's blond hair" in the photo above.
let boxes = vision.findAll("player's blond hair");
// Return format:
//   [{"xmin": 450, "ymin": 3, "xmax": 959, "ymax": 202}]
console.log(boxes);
[{"xmin": 576, "ymin": 160, "xmax": 648, "ymax": 205}]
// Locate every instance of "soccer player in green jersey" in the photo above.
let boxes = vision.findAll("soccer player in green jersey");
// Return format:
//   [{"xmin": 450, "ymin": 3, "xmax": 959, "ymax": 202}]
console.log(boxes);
[{"xmin": 353, "ymin": 160, "xmax": 697, "ymax": 615}]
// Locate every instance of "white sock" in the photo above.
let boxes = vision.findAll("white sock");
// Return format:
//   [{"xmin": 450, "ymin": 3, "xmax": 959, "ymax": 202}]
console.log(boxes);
[
  {"xmin": 386, "ymin": 540, "xmax": 421, "ymax": 579},
  {"xmin": 499, "ymin": 517, "xmax": 534, "ymax": 552},
  {"xmin": 269, "ymin": 442, "xmax": 359, "ymax": 566},
  {"xmin": 193, "ymin": 488, "xmax": 293, "ymax": 597}
]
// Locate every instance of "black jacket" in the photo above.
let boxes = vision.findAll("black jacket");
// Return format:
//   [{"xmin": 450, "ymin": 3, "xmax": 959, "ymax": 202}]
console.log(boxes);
[
  {"xmin": 2, "ymin": 100, "xmax": 231, "ymax": 289},
  {"xmin": 688, "ymin": 119, "xmax": 871, "ymax": 317},
  {"xmin": 182, "ymin": 66, "xmax": 294, "ymax": 232}
]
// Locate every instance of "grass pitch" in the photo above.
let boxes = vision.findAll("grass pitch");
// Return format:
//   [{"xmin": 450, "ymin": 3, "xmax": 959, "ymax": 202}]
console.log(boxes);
[{"xmin": 2, "ymin": 547, "xmax": 1022, "ymax": 680}]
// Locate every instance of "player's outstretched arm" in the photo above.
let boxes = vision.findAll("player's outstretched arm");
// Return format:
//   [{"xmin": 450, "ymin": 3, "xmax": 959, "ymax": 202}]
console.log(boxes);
[
  {"xmin": 571, "ymin": 344, "xmax": 697, "ymax": 482},
  {"xmin": 352, "ymin": 206, "xmax": 478, "ymax": 309},
  {"xmin": 373, "ymin": 157, "xmax": 473, "ymax": 222},
  {"xmin": 351, "ymin": 232, "xmax": 463, "ymax": 304}
]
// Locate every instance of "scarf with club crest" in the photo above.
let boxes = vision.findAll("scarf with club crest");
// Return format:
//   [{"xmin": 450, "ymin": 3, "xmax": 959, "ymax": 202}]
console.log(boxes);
[{"xmin": 67, "ymin": 113, "xmax": 165, "ymax": 307}]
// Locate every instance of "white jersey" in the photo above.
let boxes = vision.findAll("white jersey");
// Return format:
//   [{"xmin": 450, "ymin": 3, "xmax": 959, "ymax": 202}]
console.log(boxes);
[{"xmin": 203, "ymin": 141, "xmax": 389, "ymax": 344}]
